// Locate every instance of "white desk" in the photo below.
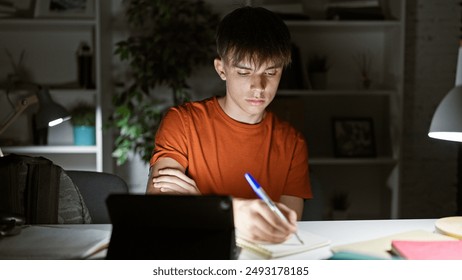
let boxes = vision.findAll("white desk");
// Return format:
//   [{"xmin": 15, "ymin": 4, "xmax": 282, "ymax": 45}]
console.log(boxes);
[
  {"xmin": 240, "ymin": 219, "xmax": 438, "ymax": 259},
  {"xmin": 0, "ymin": 219, "xmax": 438, "ymax": 260}
]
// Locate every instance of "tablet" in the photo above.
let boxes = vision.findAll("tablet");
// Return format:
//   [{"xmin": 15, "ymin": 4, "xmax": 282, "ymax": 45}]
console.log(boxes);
[{"xmin": 105, "ymin": 194, "xmax": 238, "ymax": 260}]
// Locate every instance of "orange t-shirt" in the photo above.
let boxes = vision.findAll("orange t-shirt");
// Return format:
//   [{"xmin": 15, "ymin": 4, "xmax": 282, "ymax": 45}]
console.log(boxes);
[{"xmin": 150, "ymin": 96, "xmax": 312, "ymax": 201}]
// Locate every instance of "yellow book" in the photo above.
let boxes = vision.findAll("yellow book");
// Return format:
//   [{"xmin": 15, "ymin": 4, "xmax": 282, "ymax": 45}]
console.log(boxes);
[{"xmin": 237, "ymin": 230, "xmax": 330, "ymax": 259}]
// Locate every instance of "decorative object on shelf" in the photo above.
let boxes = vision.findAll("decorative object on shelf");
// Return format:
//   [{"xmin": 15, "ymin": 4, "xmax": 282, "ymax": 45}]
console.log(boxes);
[
  {"xmin": 307, "ymin": 54, "xmax": 331, "ymax": 90},
  {"xmin": 3, "ymin": 49, "xmax": 32, "ymax": 88},
  {"xmin": 331, "ymin": 191, "xmax": 350, "ymax": 220},
  {"xmin": 70, "ymin": 102, "xmax": 95, "ymax": 146},
  {"xmin": 76, "ymin": 42, "xmax": 93, "ymax": 89},
  {"xmin": 110, "ymin": 0, "xmax": 219, "ymax": 165},
  {"xmin": 261, "ymin": 2, "xmax": 310, "ymax": 21},
  {"xmin": 332, "ymin": 117, "xmax": 376, "ymax": 157},
  {"xmin": 428, "ymin": 40, "xmax": 462, "ymax": 215},
  {"xmin": 326, "ymin": 0, "xmax": 385, "ymax": 20},
  {"xmin": 354, "ymin": 50, "xmax": 373, "ymax": 90},
  {"xmin": 0, "ymin": 0, "xmax": 35, "ymax": 18},
  {"xmin": 0, "ymin": 84, "xmax": 71, "ymax": 145},
  {"xmin": 302, "ymin": 0, "xmax": 328, "ymax": 20},
  {"xmin": 34, "ymin": 0, "xmax": 94, "ymax": 19}
]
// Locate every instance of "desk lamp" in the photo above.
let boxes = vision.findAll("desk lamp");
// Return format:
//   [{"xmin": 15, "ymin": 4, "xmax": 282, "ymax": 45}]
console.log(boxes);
[
  {"xmin": 428, "ymin": 41, "xmax": 462, "ymax": 218},
  {"xmin": 0, "ymin": 86, "xmax": 71, "ymax": 143}
]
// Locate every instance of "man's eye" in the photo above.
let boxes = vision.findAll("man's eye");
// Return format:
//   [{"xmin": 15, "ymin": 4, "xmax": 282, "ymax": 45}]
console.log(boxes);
[
  {"xmin": 238, "ymin": 72, "xmax": 250, "ymax": 76},
  {"xmin": 265, "ymin": 71, "xmax": 276, "ymax": 76}
]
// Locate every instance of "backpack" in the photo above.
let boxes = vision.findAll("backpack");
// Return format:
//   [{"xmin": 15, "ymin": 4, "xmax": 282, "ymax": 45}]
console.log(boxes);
[{"xmin": 0, "ymin": 154, "xmax": 91, "ymax": 224}]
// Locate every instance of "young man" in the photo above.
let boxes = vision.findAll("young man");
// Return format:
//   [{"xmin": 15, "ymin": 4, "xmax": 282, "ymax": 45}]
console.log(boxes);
[{"xmin": 146, "ymin": 6, "xmax": 312, "ymax": 243}]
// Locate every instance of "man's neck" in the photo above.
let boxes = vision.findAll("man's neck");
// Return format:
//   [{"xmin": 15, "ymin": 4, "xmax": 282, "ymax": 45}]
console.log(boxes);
[{"xmin": 217, "ymin": 96, "xmax": 265, "ymax": 124}]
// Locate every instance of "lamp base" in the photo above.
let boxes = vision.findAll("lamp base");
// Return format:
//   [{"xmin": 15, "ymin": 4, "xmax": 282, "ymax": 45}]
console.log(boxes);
[
  {"xmin": 32, "ymin": 115, "xmax": 48, "ymax": 145},
  {"xmin": 33, "ymin": 127, "xmax": 48, "ymax": 145}
]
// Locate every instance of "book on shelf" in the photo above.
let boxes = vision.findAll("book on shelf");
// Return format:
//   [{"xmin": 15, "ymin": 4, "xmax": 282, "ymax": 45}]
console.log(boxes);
[
  {"xmin": 327, "ymin": 0, "xmax": 381, "ymax": 8},
  {"xmin": 391, "ymin": 240, "xmax": 462, "ymax": 260},
  {"xmin": 236, "ymin": 230, "xmax": 330, "ymax": 259},
  {"xmin": 261, "ymin": 3, "xmax": 310, "ymax": 21},
  {"xmin": 0, "ymin": 1, "xmax": 16, "ymax": 17},
  {"xmin": 326, "ymin": 0, "xmax": 385, "ymax": 20}
]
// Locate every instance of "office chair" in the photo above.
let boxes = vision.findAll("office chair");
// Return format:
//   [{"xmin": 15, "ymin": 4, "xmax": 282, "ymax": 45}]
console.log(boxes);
[{"xmin": 66, "ymin": 171, "xmax": 129, "ymax": 224}]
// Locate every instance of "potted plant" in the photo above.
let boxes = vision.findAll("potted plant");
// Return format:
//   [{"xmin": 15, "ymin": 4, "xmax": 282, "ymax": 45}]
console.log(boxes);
[
  {"xmin": 70, "ymin": 102, "xmax": 95, "ymax": 146},
  {"xmin": 110, "ymin": 0, "xmax": 219, "ymax": 165},
  {"xmin": 307, "ymin": 54, "xmax": 331, "ymax": 90}
]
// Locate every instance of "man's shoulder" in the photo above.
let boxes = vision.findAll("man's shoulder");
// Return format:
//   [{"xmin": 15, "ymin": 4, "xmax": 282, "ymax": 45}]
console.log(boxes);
[{"xmin": 172, "ymin": 96, "xmax": 217, "ymax": 114}]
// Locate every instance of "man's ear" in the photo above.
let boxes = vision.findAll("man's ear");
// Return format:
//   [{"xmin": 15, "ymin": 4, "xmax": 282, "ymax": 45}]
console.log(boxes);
[{"xmin": 214, "ymin": 58, "xmax": 226, "ymax": 80}]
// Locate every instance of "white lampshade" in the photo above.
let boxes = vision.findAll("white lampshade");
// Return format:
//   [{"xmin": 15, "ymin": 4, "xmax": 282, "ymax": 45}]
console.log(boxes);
[
  {"xmin": 429, "ymin": 40, "xmax": 462, "ymax": 143},
  {"xmin": 428, "ymin": 85, "xmax": 462, "ymax": 142}
]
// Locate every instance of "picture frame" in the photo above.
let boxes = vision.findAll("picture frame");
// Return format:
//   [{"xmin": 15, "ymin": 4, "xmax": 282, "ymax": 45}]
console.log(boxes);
[
  {"xmin": 332, "ymin": 117, "xmax": 376, "ymax": 158},
  {"xmin": 34, "ymin": 0, "xmax": 94, "ymax": 18}
]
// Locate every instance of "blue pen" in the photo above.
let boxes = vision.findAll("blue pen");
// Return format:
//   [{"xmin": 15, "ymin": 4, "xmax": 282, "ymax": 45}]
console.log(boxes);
[{"xmin": 244, "ymin": 172, "xmax": 304, "ymax": 244}]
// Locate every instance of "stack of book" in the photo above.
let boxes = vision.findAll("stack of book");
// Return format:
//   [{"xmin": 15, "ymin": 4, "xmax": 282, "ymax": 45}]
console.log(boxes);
[
  {"xmin": 0, "ymin": 1, "xmax": 16, "ymax": 18},
  {"xmin": 326, "ymin": 0, "xmax": 386, "ymax": 20},
  {"xmin": 330, "ymin": 229, "xmax": 459, "ymax": 259}
]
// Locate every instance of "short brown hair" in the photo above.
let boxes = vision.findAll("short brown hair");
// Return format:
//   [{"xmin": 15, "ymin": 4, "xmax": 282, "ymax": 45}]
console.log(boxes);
[{"xmin": 216, "ymin": 6, "xmax": 291, "ymax": 68}]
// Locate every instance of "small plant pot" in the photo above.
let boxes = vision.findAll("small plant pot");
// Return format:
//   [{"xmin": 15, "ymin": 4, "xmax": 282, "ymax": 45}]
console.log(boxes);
[{"xmin": 73, "ymin": 125, "xmax": 95, "ymax": 146}]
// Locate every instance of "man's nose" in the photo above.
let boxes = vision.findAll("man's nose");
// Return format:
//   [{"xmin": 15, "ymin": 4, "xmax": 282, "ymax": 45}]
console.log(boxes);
[{"xmin": 251, "ymin": 75, "xmax": 266, "ymax": 96}]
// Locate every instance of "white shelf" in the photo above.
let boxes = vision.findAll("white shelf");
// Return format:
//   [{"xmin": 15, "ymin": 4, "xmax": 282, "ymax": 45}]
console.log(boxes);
[
  {"xmin": 0, "ymin": 0, "xmax": 104, "ymax": 172},
  {"xmin": 47, "ymin": 88, "xmax": 97, "ymax": 95},
  {"xmin": 285, "ymin": 20, "xmax": 401, "ymax": 28},
  {"xmin": 0, "ymin": 18, "xmax": 97, "ymax": 29},
  {"xmin": 309, "ymin": 157, "xmax": 397, "ymax": 165},
  {"xmin": 271, "ymin": 0, "xmax": 405, "ymax": 219},
  {"xmin": 2, "ymin": 146, "xmax": 98, "ymax": 154},
  {"xmin": 277, "ymin": 89, "xmax": 396, "ymax": 96}
]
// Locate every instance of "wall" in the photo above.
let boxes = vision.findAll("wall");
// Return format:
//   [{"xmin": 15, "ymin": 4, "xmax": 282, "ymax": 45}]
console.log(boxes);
[
  {"xmin": 401, "ymin": 0, "xmax": 460, "ymax": 217},
  {"xmin": 107, "ymin": 0, "xmax": 462, "ymax": 217}
]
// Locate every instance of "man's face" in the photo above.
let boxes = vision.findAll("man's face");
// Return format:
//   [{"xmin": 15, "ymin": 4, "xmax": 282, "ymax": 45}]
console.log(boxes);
[{"xmin": 214, "ymin": 57, "xmax": 283, "ymax": 124}]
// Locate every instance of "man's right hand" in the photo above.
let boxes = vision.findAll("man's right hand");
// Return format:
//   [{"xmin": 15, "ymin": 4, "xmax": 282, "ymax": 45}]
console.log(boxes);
[{"xmin": 232, "ymin": 198, "xmax": 298, "ymax": 243}]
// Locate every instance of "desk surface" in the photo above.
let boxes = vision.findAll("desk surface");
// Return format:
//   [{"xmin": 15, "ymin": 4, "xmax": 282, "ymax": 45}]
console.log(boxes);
[
  {"xmin": 249, "ymin": 218, "xmax": 437, "ymax": 259},
  {"xmin": 0, "ymin": 219, "xmax": 439, "ymax": 260}
]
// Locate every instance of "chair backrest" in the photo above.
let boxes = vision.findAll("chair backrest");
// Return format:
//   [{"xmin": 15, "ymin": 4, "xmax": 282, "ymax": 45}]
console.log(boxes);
[{"xmin": 66, "ymin": 170, "xmax": 129, "ymax": 224}]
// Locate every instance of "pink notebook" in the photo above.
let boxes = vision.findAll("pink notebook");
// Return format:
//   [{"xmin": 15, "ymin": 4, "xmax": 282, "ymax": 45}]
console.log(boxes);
[{"xmin": 391, "ymin": 240, "xmax": 462, "ymax": 260}]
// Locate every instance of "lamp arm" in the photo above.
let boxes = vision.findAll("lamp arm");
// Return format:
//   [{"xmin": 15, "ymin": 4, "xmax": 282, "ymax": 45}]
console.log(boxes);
[{"xmin": 0, "ymin": 95, "xmax": 38, "ymax": 135}]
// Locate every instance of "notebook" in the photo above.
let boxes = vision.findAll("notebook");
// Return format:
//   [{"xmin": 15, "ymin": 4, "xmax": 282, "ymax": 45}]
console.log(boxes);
[
  {"xmin": 105, "ymin": 194, "xmax": 238, "ymax": 260},
  {"xmin": 391, "ymin": 240, "xmax": 462, "ymax": 260},
  {"xmin": 236, "ymin": 230, "xmax": 330, "ymax": 259},
  {"xmin": 331, "ymin": 230, "xmax": 457, "ymax": 259}
]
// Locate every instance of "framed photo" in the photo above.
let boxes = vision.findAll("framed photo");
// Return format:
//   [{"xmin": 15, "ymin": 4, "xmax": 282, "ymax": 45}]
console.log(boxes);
[
  {"xmin": 34, "ymin": 0, "xmax": 94, "ymax": 18},
  {"xmin": 332, "ymin": 117, "xmax": 376, "ymax": 158}
]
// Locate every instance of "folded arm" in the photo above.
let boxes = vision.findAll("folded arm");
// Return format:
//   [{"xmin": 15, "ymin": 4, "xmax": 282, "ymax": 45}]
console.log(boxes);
[{"xmin": 146, "ymin": 157, "xmax": 200, "ymax": 195}]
